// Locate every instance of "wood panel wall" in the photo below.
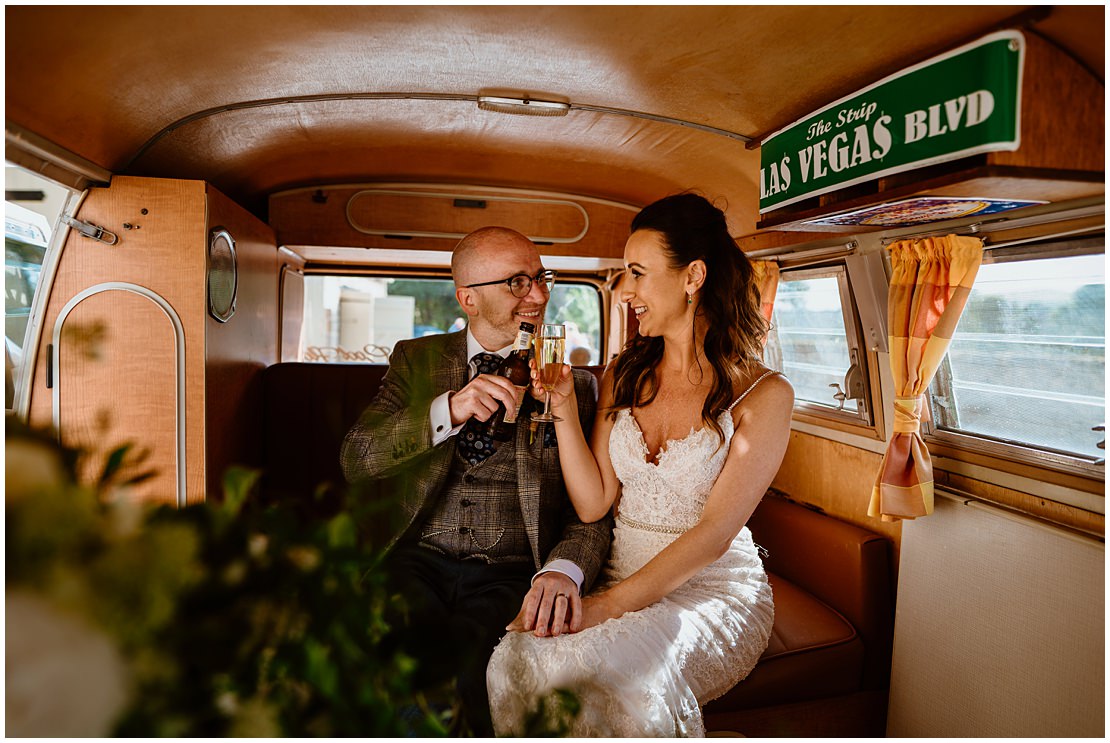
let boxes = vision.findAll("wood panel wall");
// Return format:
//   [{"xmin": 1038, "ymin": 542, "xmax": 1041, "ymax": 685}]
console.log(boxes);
[
  {"xmin": 28, "ymin": 176, "xmax": 208, "ymax": 504},
  {"xmin": 27, "ymin": 176, "xmax": 280, "ymax": 505},
  {"xmin": 204, "ymin": 186, "xmax": 279, "ymax": 498},
  {"xmin": 57, "ymin": 291, "xmax": 180, "ymax": 506},
  {"xmin": 772, "ymin": 431, "xmax": 902, "ymax": 564}
]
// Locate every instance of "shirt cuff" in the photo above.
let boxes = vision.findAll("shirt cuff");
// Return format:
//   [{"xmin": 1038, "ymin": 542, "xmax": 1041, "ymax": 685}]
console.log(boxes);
[
  {"xmin": 533, "ymin": 559, "xmax": 584, "ymax": 594},
  {"xmin": 430, "ymin": 391, "xmax": 463, "ymax": 446}
]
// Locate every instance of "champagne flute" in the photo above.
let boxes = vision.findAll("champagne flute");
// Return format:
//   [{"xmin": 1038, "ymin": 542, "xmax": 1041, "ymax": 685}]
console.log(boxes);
[{"xmin": 531, "ymin": 323, "xmax": 566, "ymax": 422}]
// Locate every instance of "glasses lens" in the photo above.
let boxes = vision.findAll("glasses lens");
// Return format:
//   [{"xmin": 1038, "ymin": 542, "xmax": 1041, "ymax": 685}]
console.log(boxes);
[
  {"xmin": 509, "ymin": 275, "xmax": 531, "ymax": 297},
  {"xmin": 537, "ymin": 271, "xmax": 555, "ymax": 293}
]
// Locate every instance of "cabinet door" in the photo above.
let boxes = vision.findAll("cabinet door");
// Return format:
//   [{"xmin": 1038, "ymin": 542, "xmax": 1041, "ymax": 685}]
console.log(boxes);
[{"xmin": 56, "ymin": 286, "xmax": 183, "ymax": 507}]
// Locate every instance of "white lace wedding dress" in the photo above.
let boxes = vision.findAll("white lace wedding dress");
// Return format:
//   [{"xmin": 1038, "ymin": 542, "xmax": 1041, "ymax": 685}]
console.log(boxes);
[{"xmin": 487, "ymin": 377, "xmax": 777, "ymax": 737}]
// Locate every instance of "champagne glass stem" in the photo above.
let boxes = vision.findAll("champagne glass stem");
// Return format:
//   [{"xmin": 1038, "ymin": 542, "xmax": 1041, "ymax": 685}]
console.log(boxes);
[{"xmin": 544, "ymin": 390, "xmax": 552, "ymax": 418}]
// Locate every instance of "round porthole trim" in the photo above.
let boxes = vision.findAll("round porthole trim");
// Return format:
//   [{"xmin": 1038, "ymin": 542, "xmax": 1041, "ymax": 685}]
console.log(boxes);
[{"xmin": 207, "ymin": 227, "xmax": 238, "ymax": 323}]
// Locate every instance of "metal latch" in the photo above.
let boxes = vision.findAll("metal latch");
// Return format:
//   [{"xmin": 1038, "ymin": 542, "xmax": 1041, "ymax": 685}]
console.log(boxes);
[
  {"xmin": 829, "ymin": 348, "xmax": 868, "ymax": 414},
  {"xmin": 61, "ymin": 215, "xmax": 118, "ymax": 245}
]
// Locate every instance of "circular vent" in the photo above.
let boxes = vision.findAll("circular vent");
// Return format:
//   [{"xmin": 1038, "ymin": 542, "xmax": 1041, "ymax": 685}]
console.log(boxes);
[{"xmin": 207, "ymin": 228, "xmax": 237, "ymax": 322}]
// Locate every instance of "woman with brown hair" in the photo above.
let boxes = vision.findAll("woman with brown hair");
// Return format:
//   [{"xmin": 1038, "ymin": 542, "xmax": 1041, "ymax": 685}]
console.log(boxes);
[{"xmin": 487, "ymin": 193, "xmax": 794, "ymax": 736}]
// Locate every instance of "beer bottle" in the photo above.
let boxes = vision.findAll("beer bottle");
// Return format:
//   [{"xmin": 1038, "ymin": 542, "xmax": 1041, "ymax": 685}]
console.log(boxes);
[{"xmin": 486, "ymin": 321, "xmax": 536, "ymax": 441}]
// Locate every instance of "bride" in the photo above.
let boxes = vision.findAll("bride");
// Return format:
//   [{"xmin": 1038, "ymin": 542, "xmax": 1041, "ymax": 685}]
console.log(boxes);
[{"xmin": 485, "ymin": 193, "xmax": 794, "ymax": 737}]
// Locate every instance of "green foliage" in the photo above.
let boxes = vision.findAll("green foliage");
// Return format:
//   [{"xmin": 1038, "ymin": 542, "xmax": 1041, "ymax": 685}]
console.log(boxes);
[
  {"xmin": 6, "ymin": 425, "xmax": 438, "ymax": 737},
  {"xmin": 7, "ymin": 422, "xmax": 582, "ymax": 737},
  {"xmin": 518, "ymin": 688, "xmax": 583, "ymax": 737},
  {"xmin": 112, "ymin": 469, "xmax": 441, "ymax": 737},
  {"xmin": 387, "ymin": 278, "xmax": 461, "ymax": 333}
]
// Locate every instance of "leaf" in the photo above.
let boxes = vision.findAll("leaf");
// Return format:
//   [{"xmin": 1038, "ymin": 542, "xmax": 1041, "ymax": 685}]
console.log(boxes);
[
  {"xmin": 221, "ymin": 467, "xmax": 261, "ymax": 518},
  {"xmin": 325, "ymin": 514, "xmax": 357, "ymax": 550},
  {"xmin": 99, "ymin": 443, "xmax": 133, "ymax": 486}
]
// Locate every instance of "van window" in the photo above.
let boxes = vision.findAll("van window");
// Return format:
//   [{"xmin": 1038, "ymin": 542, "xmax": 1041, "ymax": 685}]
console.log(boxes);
[
  {"xmin": 5, "ymin": 165, "xmax": 71, "ymax": 409},
  {"xmin": 300, "ymin": 274, "xmax": 602, "ymax": 364},
  {"xmin": 928, "ymin": 247, "xmax": 1105, "ymax": 463},
  {"xmin": 765, "ymin": 265, "xmax": 872, "ymax": 425}
]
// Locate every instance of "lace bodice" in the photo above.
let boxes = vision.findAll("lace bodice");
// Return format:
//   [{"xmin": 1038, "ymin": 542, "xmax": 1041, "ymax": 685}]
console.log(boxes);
[
  {"xmin": 609, "ymin": 369, "xmax": 778, "ymax": 533},
  {"xmin": 609, "ymin": 409, "xmax": 734, "ymax": 532}
]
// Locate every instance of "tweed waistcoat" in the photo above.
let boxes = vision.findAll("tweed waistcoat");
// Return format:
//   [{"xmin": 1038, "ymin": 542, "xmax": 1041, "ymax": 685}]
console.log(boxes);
[
  {"xmin": 418, "ymin": 349, "xmax": 531, "ymax": 563},
  {"xmin": 419, "ymin": 425, "xmax": 530, "ymax": 562}
]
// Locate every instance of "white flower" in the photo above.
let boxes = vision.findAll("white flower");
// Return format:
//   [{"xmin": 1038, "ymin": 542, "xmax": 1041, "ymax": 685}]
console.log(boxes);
[{"xmin": 5, "ymin": 591, "xmax": 130, "ymax": 737}]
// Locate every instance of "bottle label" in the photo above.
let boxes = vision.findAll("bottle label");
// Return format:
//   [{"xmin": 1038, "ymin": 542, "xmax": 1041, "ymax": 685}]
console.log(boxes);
[
  {"xmin": 513, "ymin": 328, "xmax": 534, "ymax": 351},
  {"xmin": 503, "ymin": 385, "xmax": 527, "ymax": 423}
]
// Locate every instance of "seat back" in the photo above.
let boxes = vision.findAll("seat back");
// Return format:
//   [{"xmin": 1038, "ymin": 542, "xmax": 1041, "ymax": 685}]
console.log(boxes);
[
  {"xmin": 260, "ymin": 363, "xmax": 390, "ymax": 498},
  {"xmin": 259, "ymin": 362, "xmax": 607, "ymax": 498},
  {"xmin": 747, "ymin": 493, "xmax": 894, "ymax": 690}
]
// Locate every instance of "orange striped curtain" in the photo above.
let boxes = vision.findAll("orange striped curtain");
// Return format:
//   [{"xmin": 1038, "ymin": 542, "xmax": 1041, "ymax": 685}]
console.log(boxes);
[
  {"xmin": 869, "ymin": 235, "xmax": 983, "ymax": 522},
  {"xmin": 751, "ymin": 260, "xmax": 780, "ymax": 327}
]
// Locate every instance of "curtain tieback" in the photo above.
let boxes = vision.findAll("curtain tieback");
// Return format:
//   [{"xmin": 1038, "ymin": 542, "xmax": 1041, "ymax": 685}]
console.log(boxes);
[{"xmin": 892, "ymin": 394, "xmax": 931, "ymax": 434}]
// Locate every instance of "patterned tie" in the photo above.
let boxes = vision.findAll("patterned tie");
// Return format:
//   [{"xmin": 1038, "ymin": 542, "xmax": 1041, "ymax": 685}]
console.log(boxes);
[{"xmin": 457, "ymin": 352, "xmax": 504, "ymax": 465}]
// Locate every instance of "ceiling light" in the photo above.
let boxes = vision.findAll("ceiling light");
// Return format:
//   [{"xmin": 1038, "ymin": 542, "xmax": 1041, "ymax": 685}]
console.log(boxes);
[{"xmin": 477, "ymin": 96, "xmax": 570, "ymax": 117}]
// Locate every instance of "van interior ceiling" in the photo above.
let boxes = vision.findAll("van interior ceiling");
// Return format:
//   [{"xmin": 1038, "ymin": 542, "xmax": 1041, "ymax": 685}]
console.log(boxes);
[{"xmin": 4, "ymin": 4, "xmax": 1104, "ymax": 739}]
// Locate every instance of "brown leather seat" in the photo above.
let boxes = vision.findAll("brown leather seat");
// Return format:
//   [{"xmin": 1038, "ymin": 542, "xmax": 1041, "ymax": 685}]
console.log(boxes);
[
  {"xmin": 723, "ymin": 573, "xmax": 865, "ymax": 709},
  {"xmin": 703, "ymin": 495, "xmax": 894, "ymax": 735}
]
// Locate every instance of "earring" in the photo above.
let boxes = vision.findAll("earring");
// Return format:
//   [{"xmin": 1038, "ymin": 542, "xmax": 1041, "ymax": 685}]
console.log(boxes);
[{"xmin": 687, "ymin": 293, "xmax": 694, "ymax": 305}]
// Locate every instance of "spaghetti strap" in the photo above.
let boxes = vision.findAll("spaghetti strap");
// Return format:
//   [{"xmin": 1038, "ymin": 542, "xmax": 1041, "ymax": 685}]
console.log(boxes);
[{"xmin": 726, "ymin": 370, "xmax": 782, "ymax": 412}]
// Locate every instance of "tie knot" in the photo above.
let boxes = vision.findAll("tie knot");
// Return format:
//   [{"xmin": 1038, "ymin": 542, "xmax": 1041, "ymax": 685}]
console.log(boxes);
[{"xmin": 472, "ymin": 352, "xmax": 502, "ymax": 376}]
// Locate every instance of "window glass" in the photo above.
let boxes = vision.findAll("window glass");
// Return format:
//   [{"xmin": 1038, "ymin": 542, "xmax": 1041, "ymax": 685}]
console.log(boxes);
[
  {"xmin": 6, "ymin": 164, "xmax": 70, "ymax": 409},
  {"xmin": 301, "ymin": 275, "xmax": 602, "ymax": 364},
  {"xmin": 931, "ymin": 252, "xmax": 1105, "ymax": 460},
  {"xmin": 546, "ymin": 284, "xmax": 602, "ymax": 366},
  {"xmin": 768, "ymin": 272, "xmax": 859, "ymax": 413}
]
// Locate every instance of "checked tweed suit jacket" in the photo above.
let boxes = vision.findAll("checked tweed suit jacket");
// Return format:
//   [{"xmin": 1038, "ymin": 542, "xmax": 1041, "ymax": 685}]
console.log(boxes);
[{"xmin": 340, "ymin": 330, "xmax": 611, "ymax": 591}]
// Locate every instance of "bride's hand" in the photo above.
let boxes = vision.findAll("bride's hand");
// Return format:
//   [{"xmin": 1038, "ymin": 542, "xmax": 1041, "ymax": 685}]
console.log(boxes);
[
  {"xmin": 529, "ymin": 359, "xmax": 575, "ymax": 411},
  {"xmin": 575, "ymin": 592, "xmax": 621, "ymax": 632}
]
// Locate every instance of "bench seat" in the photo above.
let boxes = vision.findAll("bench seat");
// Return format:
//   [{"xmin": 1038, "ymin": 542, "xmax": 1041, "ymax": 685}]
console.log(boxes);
[{"xmin": 259, "ymin": 362, "xmax": 894, "ymax": 736}]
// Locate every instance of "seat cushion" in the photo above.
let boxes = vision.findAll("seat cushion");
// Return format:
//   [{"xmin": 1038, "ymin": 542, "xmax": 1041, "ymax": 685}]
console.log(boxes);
[{"xmin": 705, "ymin": 572, "xmax": 865, "ymax": 711}]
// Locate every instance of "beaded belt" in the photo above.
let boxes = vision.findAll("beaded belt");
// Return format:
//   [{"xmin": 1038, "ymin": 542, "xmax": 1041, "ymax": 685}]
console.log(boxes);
[{"xmin": 616, "ymin": 513, "xmax": 686, "ymax": 535}]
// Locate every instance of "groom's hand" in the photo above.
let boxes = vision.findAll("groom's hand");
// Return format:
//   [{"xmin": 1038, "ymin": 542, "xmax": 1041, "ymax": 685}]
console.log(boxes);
[
  {"xmin": 505, "ymin": 572, "xmax": 581, "ymax": 637},
  {"xmin": 448, "ymin": 374, "xmax": 520, "ymax": 426}
]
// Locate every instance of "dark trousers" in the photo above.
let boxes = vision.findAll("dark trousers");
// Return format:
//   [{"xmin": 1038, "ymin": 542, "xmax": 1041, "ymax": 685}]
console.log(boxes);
[{"xmin": 385, "ymin": 542, "xmax": 533, "ymax": 736}]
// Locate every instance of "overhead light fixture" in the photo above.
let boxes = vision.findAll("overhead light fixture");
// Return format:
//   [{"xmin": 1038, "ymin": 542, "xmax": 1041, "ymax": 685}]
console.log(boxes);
[{"xmin": 477, "ymin": 95, "xmax": 570, "ymax": 117}]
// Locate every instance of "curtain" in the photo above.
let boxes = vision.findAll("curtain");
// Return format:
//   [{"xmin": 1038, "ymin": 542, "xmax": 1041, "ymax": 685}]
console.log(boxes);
[
  {"xmin": 869, "ymin": 235, "xmax": 983, "ymax": 522},
  {"xmin": 751, "ymin": 260, "xmax": 780, "ymax": 325},
  {"xmin": 751, "ymin": 260, "xmax": 782, "ymax": 370}
]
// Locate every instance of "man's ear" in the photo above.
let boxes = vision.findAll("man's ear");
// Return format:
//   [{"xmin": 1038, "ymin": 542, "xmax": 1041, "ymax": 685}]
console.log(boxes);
[
  {"xmin": 686, "ymin": 259, "xmax": 707, "ymax": 293},
  {"xmin": 456, "ymin": 287, "xmax": 480, "ymax": 317}
]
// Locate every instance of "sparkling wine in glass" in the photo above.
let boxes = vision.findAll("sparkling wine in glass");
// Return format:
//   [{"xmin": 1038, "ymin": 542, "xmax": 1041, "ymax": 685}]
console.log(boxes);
[{"xmin": 532, "ymin": 324, "xmax": 566, "ymax": 422}]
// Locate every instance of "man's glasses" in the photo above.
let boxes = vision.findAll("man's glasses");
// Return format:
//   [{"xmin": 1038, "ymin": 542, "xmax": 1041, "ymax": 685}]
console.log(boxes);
[{"xmin": 464, "ymin": 269, "xmax": 557, "ymax": 298}]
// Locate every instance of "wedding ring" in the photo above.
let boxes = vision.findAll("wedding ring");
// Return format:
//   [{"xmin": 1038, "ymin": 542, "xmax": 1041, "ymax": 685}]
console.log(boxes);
[{"xmin": 555, "ymin": 592, "xmax": 568, "ymax": 600}]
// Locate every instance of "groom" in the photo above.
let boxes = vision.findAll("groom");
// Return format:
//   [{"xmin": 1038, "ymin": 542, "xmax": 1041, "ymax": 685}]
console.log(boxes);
[{"xmin": 340, "ymin": 226, "xmax": 612, "ymax": 734}]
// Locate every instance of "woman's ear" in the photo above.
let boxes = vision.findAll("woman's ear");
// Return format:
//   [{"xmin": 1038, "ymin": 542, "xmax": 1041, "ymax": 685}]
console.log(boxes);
[{"xmin": 686, "ymin": 259, "xmax": 707, "ymax": 293}]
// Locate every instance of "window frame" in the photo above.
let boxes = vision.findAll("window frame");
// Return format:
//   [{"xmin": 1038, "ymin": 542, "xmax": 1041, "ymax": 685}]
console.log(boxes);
[
  {"xmin": 298, "ymin": 265, "xmax": 608, "ymax": 362},
  {"xmin": 5, "ymin": 167, "xmax": 80, "ymax": 417},
  {"xmin": 770, "ymin": 262, "xmax": 878, "ymax": 431},
  {"xmin": 922, "ymin": 236, "xmax": 1106, "ymax": 481}
]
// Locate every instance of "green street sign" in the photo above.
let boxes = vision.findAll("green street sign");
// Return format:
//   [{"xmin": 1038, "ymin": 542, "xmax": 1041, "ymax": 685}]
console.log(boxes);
[{"xmin": 759, "ymin": 30, "xmax": 1024, "ymax": 214}]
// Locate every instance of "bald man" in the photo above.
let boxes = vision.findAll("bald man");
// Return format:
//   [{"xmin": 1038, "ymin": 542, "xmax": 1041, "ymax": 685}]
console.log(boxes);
[{"xmin": 341, "ymin": 227, "xmax": 611, "ymax": 734}]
